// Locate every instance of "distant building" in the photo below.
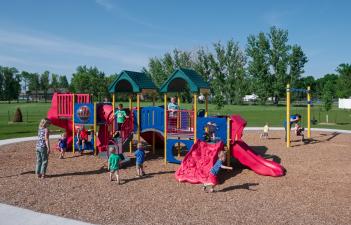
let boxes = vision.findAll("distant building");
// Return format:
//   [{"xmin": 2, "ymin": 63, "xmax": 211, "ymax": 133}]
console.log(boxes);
[
  {"xmin": 243, "ymin": 94, "xmax": 258, "ymax": 102},
  {"xmin": 19, "ymin": 88, "xmax": 69, "ymax": 102},
  {"xmin": 338, "ymin": 98, "xmax": 351, "ymax": 109}
]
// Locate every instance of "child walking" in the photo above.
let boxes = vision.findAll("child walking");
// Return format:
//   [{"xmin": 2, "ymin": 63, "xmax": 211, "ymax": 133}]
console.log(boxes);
[
  {"xmin": 260, "ymin": 123, "xmax": 269, "ymax": 139},
  {"xmin": 134, "ymin": 143, "xmax": 145, "ymax": 177},
  {"xmin": 203, "ymin": 150, "xmax": 233, "ymax": 193},
  {"xmin": 58, "ymin": 132, "xmax": 67, "ymax": 159},
  {"xmin": 108, "ymin": 146, "xmax": 121, "ymax": 184}
]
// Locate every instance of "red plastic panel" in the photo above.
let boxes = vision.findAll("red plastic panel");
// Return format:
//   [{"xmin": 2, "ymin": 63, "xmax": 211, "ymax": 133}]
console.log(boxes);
[{"xmin": 175, "ymin": 140, "xmax": 224, "ymax": 184}]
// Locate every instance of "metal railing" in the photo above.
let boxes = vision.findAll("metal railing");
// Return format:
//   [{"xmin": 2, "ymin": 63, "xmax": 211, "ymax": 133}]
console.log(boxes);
[{"xmin": 166, "ymin": 110, "xmax": 194, "ymax": 134}]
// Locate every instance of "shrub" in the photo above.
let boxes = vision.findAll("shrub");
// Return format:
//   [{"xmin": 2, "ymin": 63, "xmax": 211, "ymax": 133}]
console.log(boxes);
[{"xmin": 13, "ymin": 107, "xmax": 23, "ymax": 122}]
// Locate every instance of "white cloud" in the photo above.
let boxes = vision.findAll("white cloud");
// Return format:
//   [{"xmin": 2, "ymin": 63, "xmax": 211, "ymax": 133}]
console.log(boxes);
[
  {"xmin": 0, "ymin": 29, "xmax": 149, "ymax": 69},
  {"xmin": 95, "ymin": 0, "xmax": 114, "ymax": 11}
]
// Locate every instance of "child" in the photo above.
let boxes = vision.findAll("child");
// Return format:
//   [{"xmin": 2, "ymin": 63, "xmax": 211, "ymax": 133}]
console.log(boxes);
[
  {"xmin": 58, "ymin": 132, "xmax": 67, "ymax": 159},
  {"xmin": 260, "ymin": 123, "xmax": 269, "ymax": 139},
  {"xmin": 108, "ymin": 146, "xmax": 121, "ymax": 184},
  {"xmin": 76, "ymin": 127, "xmax": 88, "ymax": 154},
  {"xmin": 295, "ymin": 123, "xmax": 305, "ymax": 141},
  {"xmin": 114, "ymin": 104, "xmax": 129, "ymax": 131},
  {"xmin": 203, "ymin": 150, "xmax": 233, "ymax": 193},
  {"xmin": 134, "ymin": 143, "xmax": 145, "ymax": 177}
]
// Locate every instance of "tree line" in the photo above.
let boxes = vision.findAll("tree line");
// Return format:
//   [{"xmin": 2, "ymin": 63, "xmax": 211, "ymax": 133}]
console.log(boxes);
[
  {"xmin": 0, "ymin": 66, "xmax": 69, "ymax": 103},
  {"xmin": 1, "ymin": 27, "xmax": 350, "ymax": 107}
]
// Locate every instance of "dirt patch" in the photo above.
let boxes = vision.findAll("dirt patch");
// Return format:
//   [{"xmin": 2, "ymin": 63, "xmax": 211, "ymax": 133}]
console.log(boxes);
[{"xmin": 0, "ymin": 131, "xmax": 350, "ymax": 225}]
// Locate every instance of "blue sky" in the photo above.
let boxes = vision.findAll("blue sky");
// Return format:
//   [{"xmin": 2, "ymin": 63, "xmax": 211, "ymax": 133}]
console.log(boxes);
[{"xmin": 0, "ymin": 0, "xmax": 350, "ymax": 79}]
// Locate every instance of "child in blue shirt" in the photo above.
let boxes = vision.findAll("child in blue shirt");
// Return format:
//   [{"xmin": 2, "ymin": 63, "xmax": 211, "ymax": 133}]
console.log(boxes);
[
  {"xmin": 58, "ymin": 133, "xmax": 67, "ymax": 159},
  {"xmin": 203, "ymin": 149, "xmax": 233, "ymax": 193},
  {"xmin": 134, "ymin": 143, "xmax": 145, "ymax": 177}
]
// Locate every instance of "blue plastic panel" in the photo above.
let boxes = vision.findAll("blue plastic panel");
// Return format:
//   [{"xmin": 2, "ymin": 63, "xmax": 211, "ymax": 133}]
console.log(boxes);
[
  {"xmin": 74, "ymin": 103, "xmax": 94, "ymax": 125},
  {"xmin": 134, "ymin": 106, "xmax": 164, "ymax": 133},
  {"xmin": 196, "ymin": 117, "xmax": 227, "ymax": 143},
  {"xmin": 166, "ymin": 139, "xmax": 194, "ymax": 164}
]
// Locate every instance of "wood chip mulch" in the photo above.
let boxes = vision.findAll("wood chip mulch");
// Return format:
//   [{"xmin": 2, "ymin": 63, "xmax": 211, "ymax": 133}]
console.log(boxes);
[{"xmin": 0, "ymin": 131, "xmax": 350, "ymax": 225}]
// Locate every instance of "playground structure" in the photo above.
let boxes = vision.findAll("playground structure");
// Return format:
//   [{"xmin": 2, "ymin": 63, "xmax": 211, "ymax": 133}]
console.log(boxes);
[
  {"xmin": 47, "ymin": 68, "xmax": 285, "ymax": 177},
  {"xmin": 286, "ymin": 84, "xmax": 311, "ymax": 148}
]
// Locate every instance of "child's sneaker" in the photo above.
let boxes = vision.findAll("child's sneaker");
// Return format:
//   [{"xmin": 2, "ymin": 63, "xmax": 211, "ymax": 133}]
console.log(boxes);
[{"xmin": 202, "ymin": 185, "xmax": 207, "ymax": 192}]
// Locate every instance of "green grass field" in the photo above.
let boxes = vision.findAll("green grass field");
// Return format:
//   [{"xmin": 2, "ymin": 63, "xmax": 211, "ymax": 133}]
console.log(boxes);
[{"xmin": 0, "ymin": 102, "xmax": 350, "ymax": 140}]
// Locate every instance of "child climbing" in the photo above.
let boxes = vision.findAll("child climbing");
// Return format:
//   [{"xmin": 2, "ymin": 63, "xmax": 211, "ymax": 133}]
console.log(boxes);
[
  {"xmin": 295, "ymin": 123, "xmax": 305, "ymax": 141},
  {"xmin": 284, "ymin": 114, "xmax": 302, "ymax": 141},
  {"xmin": 108, "ymin": 146, "xmax": 121, "ymax": 184},
  {"xmin": 203, "ymin": 150, "xmax": 233, "ymax": 193},
  {"xmin": 260, "ymin": 123, "xmax": 269, "ymax": 139},
  {"xmin": 114, "ymin": 104, "xmax": 129, "ymax": 131},
  {"xmin": 58, "ymin": 132, "xmax": 67, "ymax": 159},
  {"xmin": 134, "ymin": 143, "xmax": 146, "ymax": 177}
]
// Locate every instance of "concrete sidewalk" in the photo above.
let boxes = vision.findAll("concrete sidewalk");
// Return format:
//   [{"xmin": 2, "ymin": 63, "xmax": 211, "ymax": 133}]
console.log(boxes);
[
  {"xmin": 0, "ymin": 135, "xmax": 60, "ymax": 147},
  {"xmin": 0, "ymin": 203, "xmax": 94, "ymax": 225}
]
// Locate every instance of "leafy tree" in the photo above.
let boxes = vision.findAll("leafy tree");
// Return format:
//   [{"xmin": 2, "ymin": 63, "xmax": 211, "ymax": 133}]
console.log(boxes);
[
  {"xmin": 40, "ymin": 71, "xmax": 50, "ymax": 102},
  {"xmin": 173, "ymin": 49, "xmax": 193, "ymax": 68},
  {"xmin": 51, "ymin": 73, "xmax": 60, "ymax": 92},
  {"xmin": 147, "ymin": 57, "xmax": 167, "ymax": 87},
  {"xmin": 246, "ymin": 27, "xmax": 307, "ymax": 104},
  {"xmin": 70, "ymin": 66, "xmax": 106, "ymax": 100},
  {"xmin": 28, "ymin": 73, "xmax": 40, "ymax": 102},
  {"xmin": 335, "ymin": 63, "xmax": 351, "ymax": 98},
  {"xmin": 59, "ymin": 75, "xmax": 69, "ymax": 89},
  {"xmin": 268, "ymin": 26, "xmax": 291, "ymax": 98},
  {"xmin": 20, "ymin": 71, "xmax": 32, "ymax": 102},
  {"xmin": 1, "ymin": 66, "xmax": 20, "ymax": 103},
  {"xmin": 289, "ymin": 45, "xmax": 308, "ymax": 87},
  {"xmin": 209, "ymin": 43, "xmax": 226, "ymax": 107},
  {"xmin": 0, "ymin": 69, "xmax": 3, "ymax": 100},
  {"xmin": 315, "ymin": 74, "xmax": 338, "ymax": 99},
  {"xmin": 193, "ymin": 47, "xmax": 213, "ymax": 84},
  {"xmin": 224, "ymin": 40, "xmax": 247, "ymax": 104},
  {"xmin": 322, "ymin": 80, "xmax": 334, "ymax": 123},
  {"xmin": 246, "ymin": 32, "xmax": 271, "ymax": 104}
]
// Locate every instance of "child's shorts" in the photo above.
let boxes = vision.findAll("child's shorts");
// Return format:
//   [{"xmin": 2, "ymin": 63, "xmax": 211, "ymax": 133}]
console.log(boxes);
[
  {"xmin": 207, "ymin": 173, "xmax": 218, "ymax": 185},
  {"xmin": 110, "ymin": 169, "xmax": 118, "ymax": 173},
  {"xmin": 136, "ymin": 163, "xmax": 143, "ymax": 169}
]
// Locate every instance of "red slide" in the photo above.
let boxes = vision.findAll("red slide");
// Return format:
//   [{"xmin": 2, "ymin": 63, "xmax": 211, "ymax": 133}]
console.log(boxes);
[
  {"xmin": 230, "ymin": 114, "xmax": 285, "ymax": 177},
  {"xmin": 175, "ymin": 140, "xmax": 224, "ymax": 184},
  {"xmin": 232, "ymin": 140, "xmax": 285, "ymax": 177}
]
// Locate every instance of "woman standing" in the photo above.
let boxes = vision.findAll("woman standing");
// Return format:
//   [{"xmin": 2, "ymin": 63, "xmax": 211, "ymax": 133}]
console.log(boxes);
[{"xmin": 36, "ymin": 118, "xmax": 51, "ymax": 178}]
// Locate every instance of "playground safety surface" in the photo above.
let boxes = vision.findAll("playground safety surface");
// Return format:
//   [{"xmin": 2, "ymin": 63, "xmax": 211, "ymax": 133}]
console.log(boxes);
[{"xmin": 0, "ymin": 131, "xmax": 350, "ymax": 225}]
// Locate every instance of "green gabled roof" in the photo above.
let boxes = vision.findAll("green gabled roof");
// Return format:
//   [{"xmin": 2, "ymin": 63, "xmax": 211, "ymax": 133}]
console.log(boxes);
[
  {"xmin": 159, "ymin": 68, "xmax": 210, "ymax": 93},
  {"xmin": 108, "ymin": 70, "xmax": 157, "ymax": 93}
]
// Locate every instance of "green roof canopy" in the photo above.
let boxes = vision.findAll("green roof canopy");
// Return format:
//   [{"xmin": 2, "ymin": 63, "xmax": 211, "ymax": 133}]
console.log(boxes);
[
  {"xmin": 159, "ymin": 68, "xmax": 210, "ymax": 93},
  {"xmin": 108, "ymin": 70, "xmax": 157, "ymax": 93}
]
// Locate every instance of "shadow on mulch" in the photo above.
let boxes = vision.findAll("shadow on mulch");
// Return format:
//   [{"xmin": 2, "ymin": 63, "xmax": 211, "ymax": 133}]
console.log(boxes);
[
  {"xmin": 218, "ymin": 183, "xmax": 259, "ymax": 192},
  {"xmin": 293, "ymin": 132, "xmax": 341, "ymax": 147},
  {"xmin": 121, "ymin": 170, "xmax": 175, "ymax": 184},
  {"xmin": 1, "ymin": 170, "xmax": 35, "ymax": 178},
  {"xmin": 46, "ymin": 166, "xmax": 106, "ymax": 178},
  {"xmin": 267, "ymin": 137, "xmax": 280, "ymax": 140}
]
